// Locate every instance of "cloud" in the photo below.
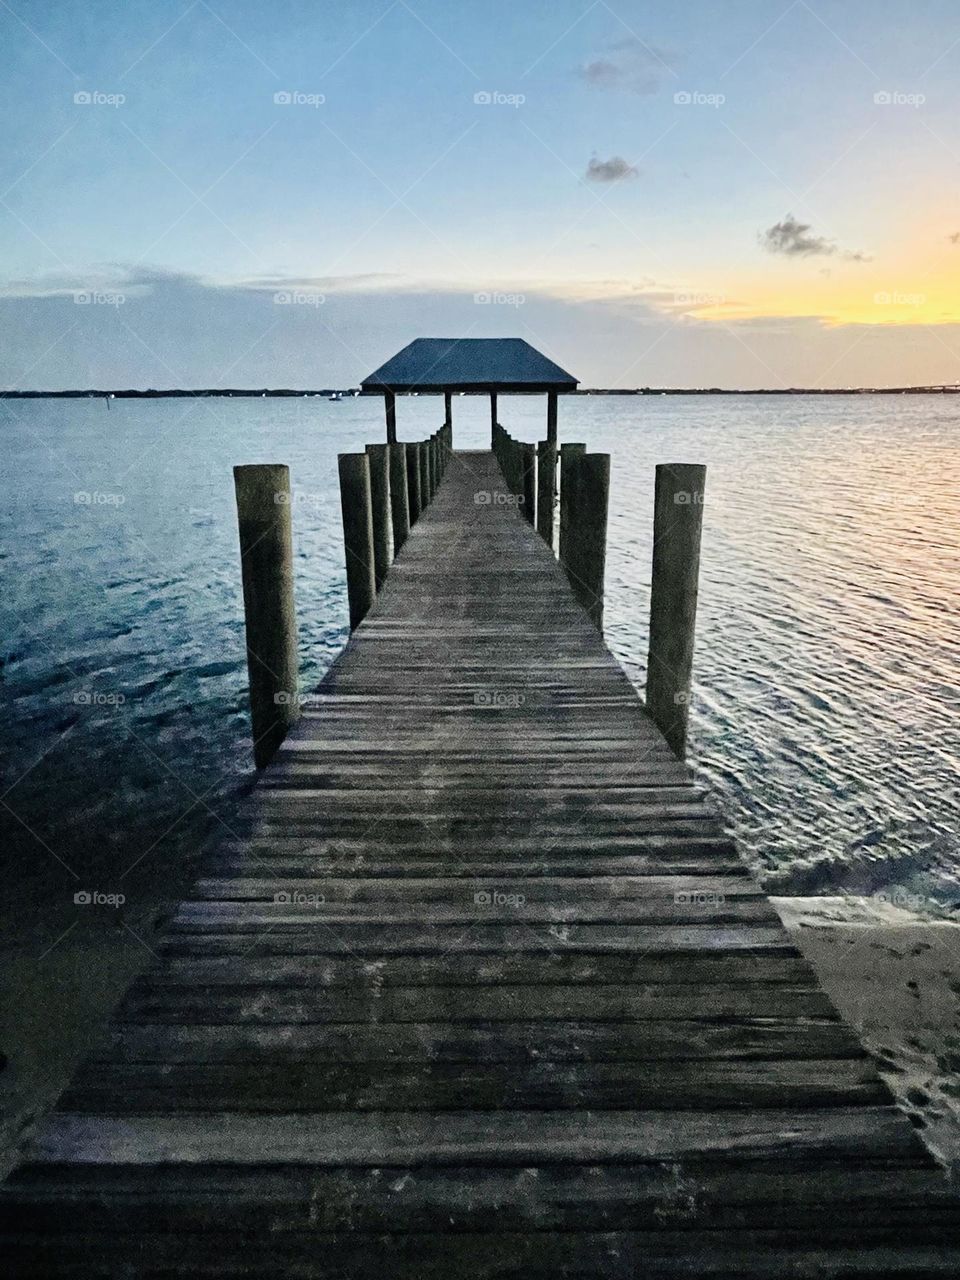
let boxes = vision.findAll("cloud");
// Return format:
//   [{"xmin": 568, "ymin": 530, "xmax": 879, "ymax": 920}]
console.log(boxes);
[
  {"xmin": 578, "ymin": 38, "xmax": 674, "ymax": 95},
  {"xmin": 585, "ymin": 155, "xmax": 638, "ymax": 183},
  {"xmin": 759, "ymin": 214, "xmax": 869, "ymax": 261}
]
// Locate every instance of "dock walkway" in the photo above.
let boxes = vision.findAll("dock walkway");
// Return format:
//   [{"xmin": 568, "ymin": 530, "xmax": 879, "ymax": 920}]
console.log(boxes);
[{"xmin": 4, "ymin": 451, "xmax": 960, "ymax": 1276}]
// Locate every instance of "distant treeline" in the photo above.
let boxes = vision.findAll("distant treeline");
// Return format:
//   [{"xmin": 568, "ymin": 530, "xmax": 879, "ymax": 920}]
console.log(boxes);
[{"xmin": 1, "ymin": 386, "xmax": 959, "ymax": 399}]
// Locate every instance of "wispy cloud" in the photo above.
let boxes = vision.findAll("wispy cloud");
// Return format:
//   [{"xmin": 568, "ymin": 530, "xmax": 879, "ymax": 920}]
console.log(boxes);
[
  {"xmin": 759, "ymin": 214, "xmax": 869, "ymax": 262},
  {"xmin": 578, "ymin": 38, "xmax": 675, "ymax": 95},
  {"xmin": 585, "ymin": 155, "xmax": 638, "ymax": 183}
]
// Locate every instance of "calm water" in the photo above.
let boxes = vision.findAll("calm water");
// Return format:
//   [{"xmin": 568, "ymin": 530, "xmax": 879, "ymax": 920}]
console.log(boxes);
[{"xmin": 2, "ymin": 393, "xmax": 959, "ymax": 946}]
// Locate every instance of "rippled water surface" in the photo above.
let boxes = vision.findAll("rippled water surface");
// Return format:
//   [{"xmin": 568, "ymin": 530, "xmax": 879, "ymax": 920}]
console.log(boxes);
[{"xmin": 2, "ymin": 394, "xmax": 958, "ymax": 935}]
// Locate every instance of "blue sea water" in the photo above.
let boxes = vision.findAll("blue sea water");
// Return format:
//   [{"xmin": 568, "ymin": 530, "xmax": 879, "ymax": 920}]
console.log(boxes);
[{"xmin": 1, "ymin": 391, "xmax": 958, "ymax": 948}]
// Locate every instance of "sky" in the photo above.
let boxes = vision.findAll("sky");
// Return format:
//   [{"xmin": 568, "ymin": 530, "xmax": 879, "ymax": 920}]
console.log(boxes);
[{"xmin": 2, "ymin": 0, "xmax": 960, "ymax": 388}]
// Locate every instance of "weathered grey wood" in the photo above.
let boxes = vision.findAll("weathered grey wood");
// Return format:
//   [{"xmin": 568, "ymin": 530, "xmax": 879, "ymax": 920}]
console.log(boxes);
[
  {"xmin": 646, "ymin": 462, "xmax": 706, "ymax": 758},
  {"xmin": 384, "ymin": 389, "xmax": 397, "ymax": 443},
  {"xmin": 405, "ymin": 440, "xmax": 422, "ymax": 524},
  {"xmin": 418, "ymin": 437, "xmax": 430, "ymax": 508},
  {"xmin": 521, "ymin": 440, "xmax": 536, "ymax": 525},
  {"xmin": 337, "ymin": 453, "xmax": 376, "ymax": 631},
  {"xmin": 537, "ymin": 439, "xmax": 557, "ymax": 548},
  {"xmin": 232, "ymin": 464, "xmax": 299, "ymax": 768},
  {"xmin": 547, "ymin": 389, "xmax": 558, "ymax": 445},
  {"xmin": 560, "ymin": 451, "xmax": 610, "ymax": 630},
  {"xmin": 364, "ymin": 443, "xmax": 390, "ymax": 590},
  {"xmin": 5, "ymin": 449, "xmax": 955, "ymax": 1276},
  {"xmin": 388, "ymin": 441, "xmax": 410, "ymax": 553},
  {"xmin": 559, "ymin": 440, "xmax": 585, "ymax": 558}
]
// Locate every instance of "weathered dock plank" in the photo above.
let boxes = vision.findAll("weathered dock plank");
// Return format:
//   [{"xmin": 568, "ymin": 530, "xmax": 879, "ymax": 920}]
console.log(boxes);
[{"xmin": 3, "ymin": 449, "xmax": 959, "ymax": 1276}]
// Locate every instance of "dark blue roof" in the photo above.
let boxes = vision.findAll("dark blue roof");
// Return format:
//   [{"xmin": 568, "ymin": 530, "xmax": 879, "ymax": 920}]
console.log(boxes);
[{"xmin": 361, "ymin": 338, "xmax": 578, "ymax": 393}]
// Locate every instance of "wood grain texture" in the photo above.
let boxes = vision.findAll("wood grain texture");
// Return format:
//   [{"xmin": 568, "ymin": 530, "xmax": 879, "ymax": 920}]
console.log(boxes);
[{"xmin": 3, "ymin": 450, "xmax": 958, "ymax": 1275}]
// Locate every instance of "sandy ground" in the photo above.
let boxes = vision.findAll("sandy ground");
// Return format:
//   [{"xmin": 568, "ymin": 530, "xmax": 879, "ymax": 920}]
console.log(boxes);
[
  {"xmin": 774, "ymin": 897, "xmax": 960, "ymax": 1169},
  {"xmin": 2, "ymin": 897, "xmax": 959, "ymax": 1180}
]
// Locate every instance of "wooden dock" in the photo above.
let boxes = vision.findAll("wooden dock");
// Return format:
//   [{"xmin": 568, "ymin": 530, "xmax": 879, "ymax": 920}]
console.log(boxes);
[{"xmin": 4, "ymin": 449, "xmax": 960, "ymax": 1277}]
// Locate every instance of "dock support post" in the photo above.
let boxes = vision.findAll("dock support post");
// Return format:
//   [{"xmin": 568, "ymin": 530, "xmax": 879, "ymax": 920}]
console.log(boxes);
[
  {"xmin": 338, "ymin": 452, "xmax": 377, "ymax": 631},
  {"xmin": 444, "ymin": 390, "xmax": 452, "ymax": 437},
  {"xmin": 384, "ymin": 391, "xmax": 397, "ymax": 445},
  {"xmin": 547, "ymin": 392, "xmax": 558, "ymax": 447},
  {"xmin": 521, "ymin": 442, "xmax": 536, "ymax": 526},
  {"xmin": 364, "ymin": 443, "xmax": 390, "ymax": 590},
  {"xmin": 559, "ymin": 442, "xmax": 586, "ymax": 555},
  {"xmin": 233, "ymin": 464, "xmax": 300, "ymax": 768},
  {"xmin": 490, "ymin": 393, "xmax": 498, "ymax": 448},
  {"xmin": 560, "ymin": 451, "xmax": 609, "ymax": 631},
  {"xmin": 406, "ymin": 442, "xmax": 423, "ymax": 525},
  {"xmin": 419, "ymin": 438, "xmax": 431, "ymax": 507},
  {"xmin": 537, "ymin": 440, "xmax": 556, "ymax": 548},
  {"xmin": 389, "ymin": 442, "xmax": 410, "ymax": 553},
  {"xmin": 646, "ymin": 463, "xmax": 706, "ymax": 759}
]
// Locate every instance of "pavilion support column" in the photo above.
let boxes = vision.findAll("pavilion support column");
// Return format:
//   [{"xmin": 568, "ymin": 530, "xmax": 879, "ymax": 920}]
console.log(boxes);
[
  {"xmin": 547, "ymin": 392, "xmax": 558, "ymax": 447},
  {"xmin": 384, "ymin": 391, "xmax": 397, "ymax": 445},
  {"xmin": 490, "ymin": 393, "xmax": 498, "ymax": 449}
]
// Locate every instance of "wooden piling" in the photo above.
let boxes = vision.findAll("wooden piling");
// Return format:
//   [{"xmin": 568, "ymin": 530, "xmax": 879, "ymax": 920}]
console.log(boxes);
[
  {"xmin": 364, "ymin": 443, "xmax": 390, "ymax": 591},
  {"xmin": 406, "ymin": 442, "xmax": 423, "ymax": 525},
  {"xmin": 384, "ymin": 391, "xmax": 397, "ymax": 445},
  {"xmin": 645, "ymin": 462, "xmax": 706, "ymax": 759},
  {"xmin": 232, "ymin": 464, "xmax": 299, "ymax": 768},
  {"xmin": 536, "ymin": 440, "xmax": 557, "ymax": 548},
  {"xmin": 337, "ymin": 453, "xmax": 377, "ymax": 631},
  {"xmin": 559, "ymin": 442, "xmax": 586, "ymax": 555},
  {"xmin": 559, "ymin": 451, "xmax": 609, "ymax": 631},
  {"xmin": 444, "ymin": 391, "xmax": 452, "ymax": 432},
  {"xmin": 521, "ymin": 442, "xmax": 536, "ymax": 526},
  {"xmin": 490, "ymin": 393, "xmax": 498, "ymax": 448},
  {"xmin": 388, "ymin": 442, "xmax": 410, "ymax": 553},
  {"xmin": 419, "ymin": 438, "xmax": 431, "ymax": 507},
  {"xmin": 546, "ymin": 391, "xmax": 558, "ymax": 446}
]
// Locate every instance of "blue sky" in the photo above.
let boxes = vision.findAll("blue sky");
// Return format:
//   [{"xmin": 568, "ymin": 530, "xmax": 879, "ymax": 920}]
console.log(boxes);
[{"xmin": 3, "ymin": 0, "xmax": 960, "ymax": 387}]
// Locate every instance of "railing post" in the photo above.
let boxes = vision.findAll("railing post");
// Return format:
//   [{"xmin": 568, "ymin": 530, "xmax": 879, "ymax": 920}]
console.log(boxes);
[
  {"xmin": 559, "ymin": 442, "xmax": 585, "ymax": 554},
  {"xmin": 419, "ymin": 438, "xmax": 430, "ymax": 508},
  {"xmin": 233, "ymin": 464, "xmax": 299, "ymax": 768},
  {"xmin": 337, "ymin": 452, "xmax": 376, "ymax": 631},
  {"xmin": 521, "ymin": 442, "xmax": 536, "ymax": 526},
  {"xmin": 560, "ymin": 451, "xmax": 609, "ymax": 631},
  {"xmin": 406, "ymin": 441, "xmax": 423, "ymax": 525},
  {"xmin": 537, "ymin": 440, "xmax": 556, "ymax": 548},
  {"xmin": 645, "ymin": 463, "xmax": 706, "ymax": 759},
  {"xmin": 364, "ymin": 443, "xmax": 390, "ymax": 591},
  {"xmin": 384, "ymin": 391, "xmax": 397, "ymax": 445},
  {"xmin": 389, "ymin": 442, "xmax": 410, "ymax": 553}
]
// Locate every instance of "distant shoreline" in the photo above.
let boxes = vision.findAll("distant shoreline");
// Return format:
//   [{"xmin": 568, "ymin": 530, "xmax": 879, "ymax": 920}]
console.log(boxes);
[{"xmin": 2, "ymin": 385, "xmax": 959, "ymax": 399}]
